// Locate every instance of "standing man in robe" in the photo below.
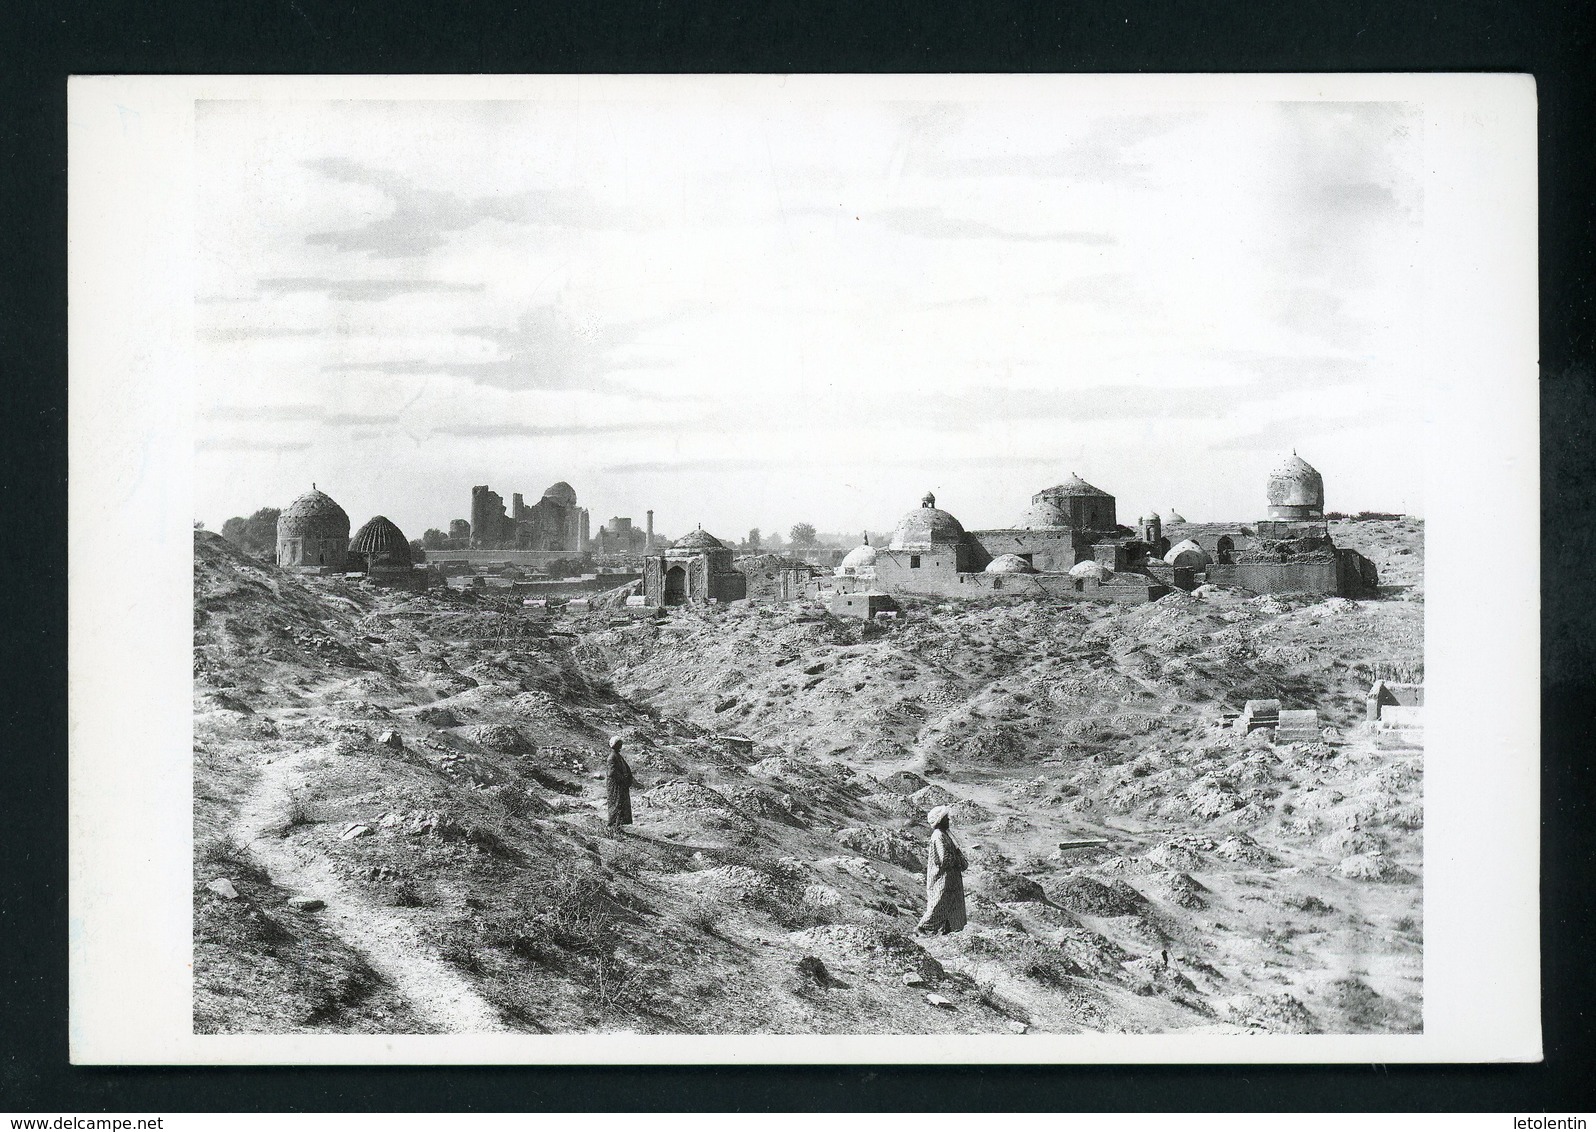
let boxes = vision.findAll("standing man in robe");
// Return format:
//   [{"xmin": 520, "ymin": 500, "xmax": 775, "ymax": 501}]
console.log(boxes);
[
  {"xmin": 916, "ymin": 805, "xmax": 968, "ymax": 934},
  {"xmin": 606, "ymin": 736, "xmax": 635, "ymax": 833}
]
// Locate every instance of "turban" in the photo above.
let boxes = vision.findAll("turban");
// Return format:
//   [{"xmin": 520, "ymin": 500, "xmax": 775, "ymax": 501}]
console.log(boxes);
[{"xmin": 926, "ymin": 805, "xmax": 951, "ymax": 829}]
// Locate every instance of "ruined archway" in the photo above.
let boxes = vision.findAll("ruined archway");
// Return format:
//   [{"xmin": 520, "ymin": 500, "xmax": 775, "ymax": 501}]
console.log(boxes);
[
  {"xmin": 1216, "ymin": 535, "xmax": 1235, "ymax": 564},
  {"xmin": 664, "ymin": 564, "xmax": 687, "ymax": 605}
]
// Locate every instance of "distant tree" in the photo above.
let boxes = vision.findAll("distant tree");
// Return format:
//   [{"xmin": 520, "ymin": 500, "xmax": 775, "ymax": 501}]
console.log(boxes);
[
  {"xmin": 422, "ymin": 527, "xmax": 448, "ymax": 550},
  {"xmin": 764, "ymin": 529, "xmax": 785, "ymax": 550},
  {"xmin": 789, "ymin": 523, "xmax": 817, "ymax": 548},
  {"xmin": 220, "ymin": 507, "xmax": 279, "ymax": 558},
  {"xmin": 409, "ymin": 539, "xmax": 427, "ymax": 562},
  {"xmin": 746, "ymin": 527, "xmax": 762, "ymax": 552}
]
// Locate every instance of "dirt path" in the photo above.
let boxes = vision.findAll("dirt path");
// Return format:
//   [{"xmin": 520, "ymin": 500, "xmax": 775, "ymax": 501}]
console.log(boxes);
[{"xmin": 236, "ymin": 744, "xmax": 509, "ymax": 1033}]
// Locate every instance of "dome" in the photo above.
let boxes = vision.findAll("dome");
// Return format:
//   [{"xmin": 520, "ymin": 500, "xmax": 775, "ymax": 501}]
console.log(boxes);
[
  {"xmin": 1141, "ymin": 511, "xmax": 1160, "ymax": 522},
  {"xmin": 1068, "ymin": 559, "xmax": 1112, "ymax": 580},
  {"xmin": 889, "ymin": 497, "xmax": 967, "ymax": 550},
  {"xmin": 840, "ymin": 539, "xmax": 877, "ymax": 572},
  {"xmin": 541, "ymin": 481, "xmax": 578, "ymax": 508},
  {"xmin": 670, "ymin": 527, "xmax": 725, "ymax": 551},
  {"xmin": 1266, "ymin": 453, "xmax": 1324, "ymax": 513},
  {"xmin": 1015, "ymin": 498, "xmax": 1072, "ymax": 529},
  {"xmin": 350, "ymin": 515, "xmax": 412, "ymax": 567},
  {"xmin": 1165, "ymin": 509, "xmax": 1187, "ymax": 523},
  {"xmin": 984, "ymin": 554, "xmax": 1038, "ymax": 575},
  {"xmin": 1038, "ymin": 473, "xmax": 1112, "ymax": 499},
  {"xmin": 1165, "ymin": 538, "xmax": 1210, "ymax": 568},
  {"xmin": 278, "ymin": 488, "xmax": 350, "ymax": 541}
]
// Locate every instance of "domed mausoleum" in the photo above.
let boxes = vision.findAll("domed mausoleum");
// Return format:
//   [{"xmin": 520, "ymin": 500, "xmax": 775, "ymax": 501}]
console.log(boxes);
[
  {"xmin": 889, "ymin": 492, "xmax": 969, "ymax": 550},
  {"xmin": 277, "ymin": 487, "xmax": 350, "ymax": 570},
  {"xmin": 1266, "ymin": 452, "xmax": 1325, "ymax": 520},
  {"xmin": 350, "ymin": 515, "xmax": 413, "ymax": 571},
  {"xmin": 838, "ymin": 535, "xmax": 877, "ymax": 577},
  {"xmin": 644, "ymin": 525, "xmax": 747, "ymax": 607}
]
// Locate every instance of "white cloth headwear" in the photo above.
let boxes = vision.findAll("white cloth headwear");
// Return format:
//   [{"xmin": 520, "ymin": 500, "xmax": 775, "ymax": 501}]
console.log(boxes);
[
  {"xmin": 609, "ymin": 736, "xmax": 624, "ymax": 749},
  {"xmin": 926, "ymin": 805, "xmax": 951, "ymax": 828}
]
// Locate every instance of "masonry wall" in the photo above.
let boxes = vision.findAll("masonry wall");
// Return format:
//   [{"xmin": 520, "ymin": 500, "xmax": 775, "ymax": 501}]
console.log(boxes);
[
  {"xmin": 1207, "ymin": 558, "xmax": 1343, "ymax": 595},
  {"xmin": 874, "ymin": 549, "xmax": 1165, "ymax": 603},
  {"xmin": 969, "ymin": 530, "xmax": 1086, "ymax": 573}
]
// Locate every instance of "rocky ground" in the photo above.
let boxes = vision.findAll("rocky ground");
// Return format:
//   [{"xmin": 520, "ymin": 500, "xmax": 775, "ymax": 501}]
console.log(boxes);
[{"xmin": 193, "ymin": 517, "xmax": 1423, "ymax": 1035}]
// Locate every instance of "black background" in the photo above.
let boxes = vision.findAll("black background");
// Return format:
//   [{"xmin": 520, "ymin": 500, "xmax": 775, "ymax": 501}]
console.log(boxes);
[{"xmin": 2, "ymin": 0, "xmax": 1592, "ymax": 1112}]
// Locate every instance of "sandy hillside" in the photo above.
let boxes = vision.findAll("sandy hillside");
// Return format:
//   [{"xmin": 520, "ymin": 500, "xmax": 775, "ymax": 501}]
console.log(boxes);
[{"xmin": 194, "ymin": 520, "xmax": 1423, "ymax": 1035}]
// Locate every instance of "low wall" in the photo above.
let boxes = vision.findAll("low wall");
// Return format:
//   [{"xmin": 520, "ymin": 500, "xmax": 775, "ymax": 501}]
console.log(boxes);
[{"xmin": 430, "ymin": 549, "xmax": 580, "ymax": 568}]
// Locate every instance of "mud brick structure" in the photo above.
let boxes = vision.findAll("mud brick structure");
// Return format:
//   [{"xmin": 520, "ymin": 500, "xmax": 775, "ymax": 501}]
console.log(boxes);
[{"xmin": 643, "ymin": 527, "xmax": 748, "ymax": 607}]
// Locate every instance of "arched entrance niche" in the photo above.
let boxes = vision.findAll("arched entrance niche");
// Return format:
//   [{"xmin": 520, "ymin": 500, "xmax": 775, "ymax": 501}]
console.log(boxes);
[{"xmin": 664, "ymin": 565, "xmax": 687, "ymax": 605}]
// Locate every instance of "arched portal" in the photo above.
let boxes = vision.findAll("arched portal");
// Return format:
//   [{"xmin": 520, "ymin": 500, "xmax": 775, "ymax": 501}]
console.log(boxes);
[
  {"xmin": 1216, "ymin": 535, "xmax": 1235, "ymax": 564},
  {"xmin": 664, "ymin": 564, "xmax": 688, "ymax": 605}
]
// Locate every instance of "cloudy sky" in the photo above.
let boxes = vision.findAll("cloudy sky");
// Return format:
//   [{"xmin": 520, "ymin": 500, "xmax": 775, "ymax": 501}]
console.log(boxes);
[{"xmin": 195, "ymin": 91, "xmax": 1425, "ymax": 541}]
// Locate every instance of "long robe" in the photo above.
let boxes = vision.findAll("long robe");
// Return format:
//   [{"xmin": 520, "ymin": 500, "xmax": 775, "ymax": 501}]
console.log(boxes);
[
  {"xmin": 606, "ymin": 751, "xmax": 634, "ymax": 826},
  {"xmin": 916, "ymin": 826, "xmax": 968, "ymax": 934}
]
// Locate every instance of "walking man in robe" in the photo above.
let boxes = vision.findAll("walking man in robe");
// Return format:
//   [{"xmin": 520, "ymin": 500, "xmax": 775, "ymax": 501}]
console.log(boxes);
[
  {"xmin": 606, "ymin": 736, "xmax": 635, "ymax": 833},
  {"xmin": 916, "ymin": 805, "xmax": 968, "ymax": 934}
]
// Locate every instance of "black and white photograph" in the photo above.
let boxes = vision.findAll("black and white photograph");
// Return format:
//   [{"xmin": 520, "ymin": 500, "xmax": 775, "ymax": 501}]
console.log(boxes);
[{"xmin": 65, "ymin": 73, "xmax": 1539, "ymax": 1063}]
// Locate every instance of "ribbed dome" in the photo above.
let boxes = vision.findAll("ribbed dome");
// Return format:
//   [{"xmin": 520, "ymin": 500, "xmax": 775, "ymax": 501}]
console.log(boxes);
[
  {"xmin": 1038, "ymin": 473, "xmax": 1111, "ymax": 499},
  {"xmin": 889, "ymin": 499, "xmax": 967, "ymax": 550},
  {"xmin": 278, "ymin": 488, "xmax": 350, "ymax": 541},
  {"xmin": 542, "ymin": 481, "xmax": 578, "ymax": 508},
  {"xmin": 670, "ymin": 527, "xmax": 725, "ymax": 551},
  {"xmin": 1015, "ymin": 498, "xmax": 1072, "ymax": 529},
  {"xmin": 350, "ymin": 515, "xmax": 412, "ymax": 567},
  {"xmin": 985, "ymin": 553, "xmax": 1038, "ymax": 575},
  {"xmin": 1141, "ymin": 511, "xmax": 1160, "ymax": 522},
  {"xmin": 1165, "ymin": 509, "xmax": 1187, "ymax": 524},
  {"xmin": 1165, "ymin": 538, "xmax": 1210, "ymax": 568},
  {"xmin": 1266, "ymin": 453, "xmax": 1325, "ymax": 511},
  {"xmin": 1069, "ymin": 559, "xmax": 1112, "ymax": 580},
  {"xmin": 840, "ymin": 540, "xmax": 877, "ymax": 571}
]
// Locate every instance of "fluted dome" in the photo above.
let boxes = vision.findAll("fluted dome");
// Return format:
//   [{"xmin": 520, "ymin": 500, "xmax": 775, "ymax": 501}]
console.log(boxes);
[
  {"xmin": 1068, "ymin": 559, "xmax": 1112, "ymax": 580},
  {"xmin": 1266, "ymin": 453, "xmax": 1324, "ymax": 518},
  {"xmin": 1141, "ymin": 511, "xmax": 1160, "ymax": 522},
  {"xmin": 350, "ymin": 515, "xmax": 412, "ymax": 568},
  {"xmin": 1165, "ymin": 509, "xmax": 1187, "ymax": 524},
  {"xmin": 542, "ymin": 481, "xmax": 578, "ymax": 508},
  {"xmin": 889, "ymin": 498, "xmax": 967, "ymax": 550},
  {"xmin": 278, "ymin": 488, "xmax": 350, "ymax": 541},
  {"xmin": 839, "ymin": 540, "xmax": 877, "ymax": 572},
  {"xmin": 670, "ymin": 527, "xmax": 725, "ymax": 551},
  {"xmin": 985, "ymin": 553, "xmax": 1038, "ymax": 575},
  {"xmin": 1165, "ymin": 538, "xmax": 1210, "ymax": 568},
  {"xmin": 1015, "ymin": 498, "xmax": 1072, "ymax": 529}
]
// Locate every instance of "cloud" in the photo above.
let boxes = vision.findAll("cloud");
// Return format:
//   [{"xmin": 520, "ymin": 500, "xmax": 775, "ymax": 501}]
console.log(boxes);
[
  {"xmin": 920, "ymin": 112, "xmax": 1194, "ymax": 185},
  {"xmin": 255, "ymin": 276, "xmax": 484, "ymax": 301},
  {"xmin": 905, "ymin": 367, "xmax": 1359, "ymax": 426},
  {"xmin": 202, "ymin": 404, "xmax": 399, "ymax": 426},
  {"xmin": 196, "ymin": 437, "xmax": 314, "ymax": 453},
  {"xmin": 327, "ymin": 306, "xmax": 670, "ymax": 392},
  {"xmin": 196, "ymin": 325, "xmax": 327, "ymax": 343},
  {"xmin": 867, "ymin": 206, "xmax": 1114, "ymax": 245},
  {"xmin": 429, "ymin": 421, "xmax": 674, "ymax": 440},
  {"xmin": 1208, "ymin": 412, "xmax": 1363, "ymax": 451},
  {"xmin": 302, "ymin": 157, "xmax": 630, "ymax": 259}
]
